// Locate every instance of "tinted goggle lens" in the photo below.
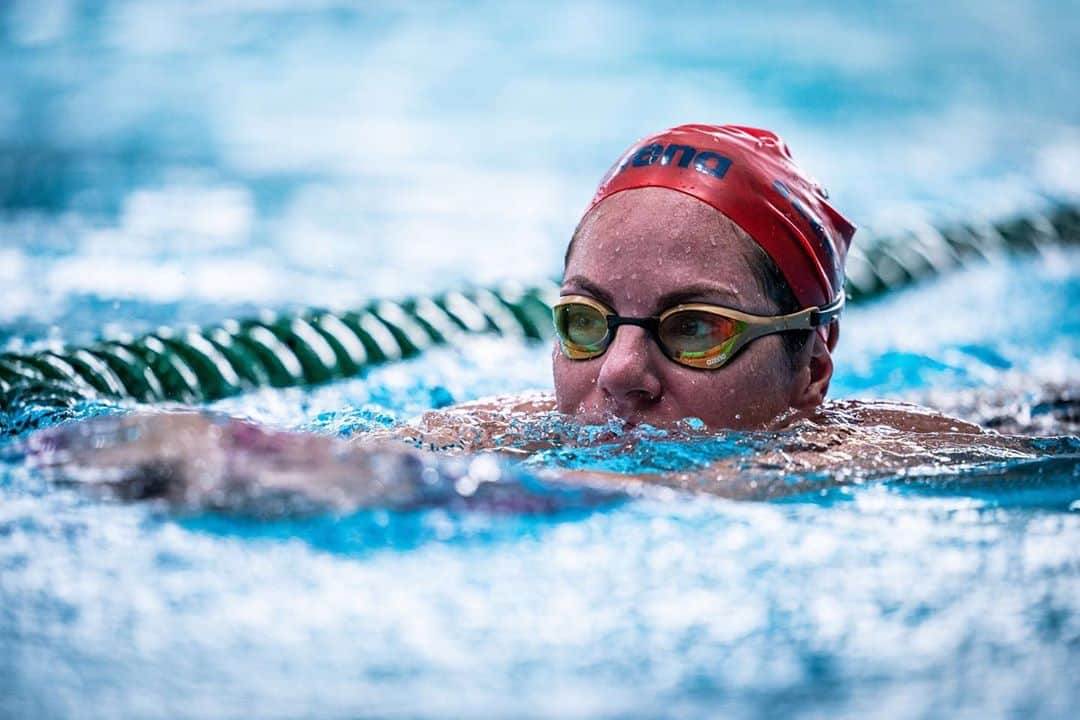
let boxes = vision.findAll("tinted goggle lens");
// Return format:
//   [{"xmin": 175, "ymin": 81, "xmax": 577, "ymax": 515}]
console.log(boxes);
[
  {"xmin": 554, "ymin": 302, "xmax": 610, "ymax": 357},
  {"xmin": 658, "ymin": 309, "xmax": 743, "ymax": 367}
]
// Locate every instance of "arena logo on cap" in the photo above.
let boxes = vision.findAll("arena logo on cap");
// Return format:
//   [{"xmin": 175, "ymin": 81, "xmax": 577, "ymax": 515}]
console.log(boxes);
[{"xmin": 616, "ymin": 142, "xmax": 733, "ymax": 180}]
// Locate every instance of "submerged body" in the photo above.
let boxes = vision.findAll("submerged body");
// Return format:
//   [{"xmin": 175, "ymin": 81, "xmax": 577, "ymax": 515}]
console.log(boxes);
[{"xmin": 25, "ymin": 389, "xmax": 1074, "ymax": 513}]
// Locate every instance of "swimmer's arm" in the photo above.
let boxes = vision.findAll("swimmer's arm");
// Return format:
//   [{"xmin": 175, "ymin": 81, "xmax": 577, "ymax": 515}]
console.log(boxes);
[{"xmin": 25, "ymin": 411, "xmax": 450, "ymax": 513}]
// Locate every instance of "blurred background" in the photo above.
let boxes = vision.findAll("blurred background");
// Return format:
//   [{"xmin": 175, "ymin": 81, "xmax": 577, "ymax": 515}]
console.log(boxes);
[
  {"xmin": 1, "ymin": 0, "xmax": 1079, "ymax": 346},
  {"xmin": 3, "ymin": 6, "xmax": 1080, "ymax": 718}
]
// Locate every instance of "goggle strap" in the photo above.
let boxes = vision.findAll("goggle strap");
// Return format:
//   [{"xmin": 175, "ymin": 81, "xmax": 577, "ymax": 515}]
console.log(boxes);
[{"xmin": 808, "ymin": 293, "xmax": 845, "ymax": 327}]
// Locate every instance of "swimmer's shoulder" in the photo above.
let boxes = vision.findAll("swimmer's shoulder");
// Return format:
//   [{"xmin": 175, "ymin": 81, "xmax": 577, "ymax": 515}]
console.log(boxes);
[{"xmin": 807, "ymin": 399, "xmax": 985, "ymax": 434}]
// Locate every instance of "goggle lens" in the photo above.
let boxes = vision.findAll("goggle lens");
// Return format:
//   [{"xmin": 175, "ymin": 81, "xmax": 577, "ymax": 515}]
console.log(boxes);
[
  {"xmin": 658, "ymin": 310, "xmax": 743, "ymax": 367},
  {"xmin": 554, "ymin": 302, "xmax": 609, "ymax": 356}
]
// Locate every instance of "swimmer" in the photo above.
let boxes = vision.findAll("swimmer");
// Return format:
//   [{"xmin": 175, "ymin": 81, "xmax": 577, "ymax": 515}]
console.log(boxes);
[{"xmin": 22, "ymin": 125, "xmax": 1078, "ymax": 509}]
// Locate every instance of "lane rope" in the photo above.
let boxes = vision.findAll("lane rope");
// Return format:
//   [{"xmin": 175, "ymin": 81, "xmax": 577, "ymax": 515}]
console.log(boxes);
[{"xmin": 2, "ymin": 202, "xmax": 1077, "ymax": 432}]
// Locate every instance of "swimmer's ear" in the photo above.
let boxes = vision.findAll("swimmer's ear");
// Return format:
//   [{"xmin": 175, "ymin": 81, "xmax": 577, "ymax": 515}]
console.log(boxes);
[{"xmin": 789, "ymin": 332, "xmax": 832, "ymax": 411}]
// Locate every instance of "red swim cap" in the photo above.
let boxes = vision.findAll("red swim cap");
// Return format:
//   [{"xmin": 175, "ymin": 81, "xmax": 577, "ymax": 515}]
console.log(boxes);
[{"xmin": 586, "ymin": 124, "xmax": 856, "ymax": 311}]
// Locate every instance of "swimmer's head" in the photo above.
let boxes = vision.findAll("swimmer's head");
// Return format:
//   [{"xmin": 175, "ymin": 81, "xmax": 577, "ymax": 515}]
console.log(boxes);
[{"xmin": 554, "ymin": 124, "xmax": 855, "ymax": 430}]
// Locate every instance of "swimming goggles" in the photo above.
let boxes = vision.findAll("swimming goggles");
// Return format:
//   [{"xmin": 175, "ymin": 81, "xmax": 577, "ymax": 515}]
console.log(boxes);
[{"xmin": 552, "ymin": 293, "xmax": 844, "ymax": 370}]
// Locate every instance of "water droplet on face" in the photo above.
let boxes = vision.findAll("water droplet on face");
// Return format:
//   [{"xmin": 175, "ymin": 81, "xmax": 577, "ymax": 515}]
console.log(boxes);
[{"xmin": 709, "ymin": 238, "xmax": 717, "ymax": 247}]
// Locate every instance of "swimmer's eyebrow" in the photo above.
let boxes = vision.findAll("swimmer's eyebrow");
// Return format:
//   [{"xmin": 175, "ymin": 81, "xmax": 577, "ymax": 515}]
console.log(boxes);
[
  {"xmin": 561, "ymin": 276, "xmax": 616, "ymax": 307},
  {"xmin": 655, "ymin": 284, "xmax": 741, "ymax": 309},
  {"xmin": 562, "ymin": 277, "xmax": 741, "ymax": 313}
]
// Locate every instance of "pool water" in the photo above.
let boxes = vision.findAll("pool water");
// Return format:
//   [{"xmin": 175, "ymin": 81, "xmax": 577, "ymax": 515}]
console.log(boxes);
[{"xmin": 2, "ymin": 1, "xmax": 1080, "ymax": 718}]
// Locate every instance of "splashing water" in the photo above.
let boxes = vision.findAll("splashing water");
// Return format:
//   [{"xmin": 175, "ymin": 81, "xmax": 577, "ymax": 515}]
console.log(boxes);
[
  {"xmin": 3, "ymin": 0, "xmax": 1080, "ymax": 716},
  {"xmin": 2, "ymin": 253, "xmax": 1079, "ymax": 719}
]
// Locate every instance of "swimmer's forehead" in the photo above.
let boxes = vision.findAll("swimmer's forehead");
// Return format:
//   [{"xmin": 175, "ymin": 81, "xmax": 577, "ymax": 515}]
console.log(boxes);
[
  {"xmin": 577, "ymin": 186, "xmax": 751, "ymax": 243},
  {"xmin": 563, "ymin": 189, "xmax": 762, "ymax": 311},
  {"xmin": 569, "ymin": 188, "xmax": 762, "ymax": 268}
]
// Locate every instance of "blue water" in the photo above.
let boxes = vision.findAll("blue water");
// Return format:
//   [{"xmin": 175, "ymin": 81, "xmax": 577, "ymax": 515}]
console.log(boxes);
[{"xmin": 2, "ymin": 1, "xmax": 1080, "ymax": 718}]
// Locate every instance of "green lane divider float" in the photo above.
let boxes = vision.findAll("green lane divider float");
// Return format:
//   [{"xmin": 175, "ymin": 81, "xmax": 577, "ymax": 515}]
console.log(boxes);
[
  {"xmin": 2, "ymin": 202, "xmax": 1078, "ymax": 427},
  {"xmin": 0, "ymin": 285, "xmax": 560, "ymax": 431}
]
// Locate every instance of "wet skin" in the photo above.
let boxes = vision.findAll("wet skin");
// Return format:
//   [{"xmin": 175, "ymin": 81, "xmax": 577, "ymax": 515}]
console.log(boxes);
[{"xmin": 554, "ymin": 187, "xmax": 831, "ymax": 430}]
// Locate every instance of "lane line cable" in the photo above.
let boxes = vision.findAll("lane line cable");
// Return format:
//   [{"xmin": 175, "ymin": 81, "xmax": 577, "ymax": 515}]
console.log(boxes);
[{"xmin": 2, "ymin": 203, "xmax": 1077, "ymax": 433}]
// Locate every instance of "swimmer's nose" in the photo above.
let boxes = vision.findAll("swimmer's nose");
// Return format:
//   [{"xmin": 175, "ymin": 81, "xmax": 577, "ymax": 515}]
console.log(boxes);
[{"xmin": 596, "ymin": 325, "xmax": 663, "ymax": 409}]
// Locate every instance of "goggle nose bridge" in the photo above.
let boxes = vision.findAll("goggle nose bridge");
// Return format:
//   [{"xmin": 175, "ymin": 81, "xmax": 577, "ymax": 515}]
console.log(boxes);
[
  {"xmin": 601, "ymin": 313, "xmax": 687, "ymax": 362},
  {"xmin": 605, "ymin": 314, "xmax": 660, "ymax": 335}
]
